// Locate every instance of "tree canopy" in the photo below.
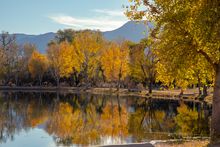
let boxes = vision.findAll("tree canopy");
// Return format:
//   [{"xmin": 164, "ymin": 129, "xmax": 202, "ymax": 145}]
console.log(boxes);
[{"xmin": 126, "ymin": 0, "xmax": 220, "ymax": 143}]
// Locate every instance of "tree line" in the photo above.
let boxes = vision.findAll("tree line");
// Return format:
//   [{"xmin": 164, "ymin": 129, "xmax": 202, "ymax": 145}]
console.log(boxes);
[
  {"xmin": 0, "ymin": 28, "xmax": 213, "ymax": 95},
  {"xmin": 0, "ymin": 30, "xmax": 130, "ymax": 89}
]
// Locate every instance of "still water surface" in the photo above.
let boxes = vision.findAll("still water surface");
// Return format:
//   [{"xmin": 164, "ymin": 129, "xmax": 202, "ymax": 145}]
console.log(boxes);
[{"xmin": 0, "ymin": 92, "xmax": 211, "ymax": 147}]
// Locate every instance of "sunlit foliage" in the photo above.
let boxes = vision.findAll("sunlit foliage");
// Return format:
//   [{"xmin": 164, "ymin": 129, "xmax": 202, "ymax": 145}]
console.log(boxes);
[
  {"xmin": 28, "ymin": 51, "xmax": 48, "ymax": 85},
  {"xmin": 47, "ymin": 41, "xmax": 76, "ymax": 86},
  {"xmin": 101, "ymin": 41, "xmax": 130, "ymax": 89},
  {"xmin": 129, "ymin": 38, "xmax": 157, "ymax": 93},
  {"xmin": 72, "ymin": 31, "xmax": 104, "ymax": 83},
  {"xmin": 126, "ymin": 0, "xmax": 219, "ymax": 142}
]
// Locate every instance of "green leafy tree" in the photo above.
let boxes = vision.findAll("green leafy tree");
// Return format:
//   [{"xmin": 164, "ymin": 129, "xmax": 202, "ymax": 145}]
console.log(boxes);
[
  {"xmin": 129, "ymin": 38, "xmax": 157, "ymax": 93},
  {"xmin": 55, "ymin": 29, "xmax": 77, "ymax": 43},
  {"xmin": 126, "ymin": 0, "xmax": 220, "ymax": 143}
]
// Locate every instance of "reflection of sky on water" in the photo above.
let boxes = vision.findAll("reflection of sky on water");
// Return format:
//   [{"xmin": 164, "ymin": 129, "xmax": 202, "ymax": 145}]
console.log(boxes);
[
  {"xmin": 0, "ymin": 92, "xmax": 212, "ymax": 147},
  {"xmin": 0, "ymin": 129, "xmax": 131, "ymax": 147},
  {"xmin": 0, "ymin": 128, "xmax": 56, "ymax": 147}
]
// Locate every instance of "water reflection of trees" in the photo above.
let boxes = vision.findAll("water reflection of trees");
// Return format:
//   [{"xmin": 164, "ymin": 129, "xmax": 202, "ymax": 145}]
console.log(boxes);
[
  {"xmin": 128, "ymin": 99, "xmax": 211, "ymax": 141},
  {"xmin": 0, "ymin": 93, "xmax": 46, "ymax": 143},
  {"xmin": 46, "ymin": 94, "xmax": 129, "ymax": 146},
  {"xmin": 0, "ymin": 93, "xmax": 211, "ymax": 146},
  {"xmin": 174, "ymin": 103, "xmax": 210, "ymax": 137},
  {"xmin": 128, "ymin": 99, "xmax": 176, "ymax": 141}
]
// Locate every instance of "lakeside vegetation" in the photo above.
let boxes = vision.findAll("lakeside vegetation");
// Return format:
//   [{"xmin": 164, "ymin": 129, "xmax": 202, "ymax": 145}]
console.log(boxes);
[
  {"xmin": 0, "ymin": 0, "xmax": 219, "ymax": 146},
  {"xmin": 125, "ymin": 0, "xmax": 219, "ymax": 145},
  {"xmin": 0, "ymin": 29, "xmax": 212, "ymax": 99}
]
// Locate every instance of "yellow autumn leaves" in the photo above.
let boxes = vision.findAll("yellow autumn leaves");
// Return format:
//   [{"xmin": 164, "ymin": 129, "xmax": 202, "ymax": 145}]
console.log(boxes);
[
  {"xmin": 28, "ymin": 31, "xmax": 130, "ymax": 86},
  {"xmin": 101, "ymin": 42, "xmax": 130, "ymax": 82},
  {"xmin": 47, "ymin": 41, "xmax": 77, "ymax": 82},
  {"xmin": 28, "ymin": 51, "xmax": 48, "ymax": 85}
]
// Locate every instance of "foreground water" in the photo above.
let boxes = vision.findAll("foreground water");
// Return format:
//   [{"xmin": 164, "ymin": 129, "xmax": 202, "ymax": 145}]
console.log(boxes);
[{"xmin": 0, "ymin": 92, "xmax": 211, "ymax": 147}]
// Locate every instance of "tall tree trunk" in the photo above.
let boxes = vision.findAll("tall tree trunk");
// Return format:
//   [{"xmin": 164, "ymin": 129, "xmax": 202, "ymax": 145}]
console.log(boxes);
[
  {"xmin": 15, "ymin": 74, "xmax": 18, "ymax": 86},
  {"xmin": 198, "ymin": 76, "xmax": 202, "ymax": 95},
  {"xmin": 198, "ymin": 86, "xmax": 202, "ymax": 95},
  {"xmin": 84, "ymin": 64, "xmax": 89, "ymax": 88},
  {"xmin": 73, "ymin": 72, "xmax": 79, "ymax": 86},
  {"xmin": 117, "ymin": 63, "xmax": 122, "ymax": 92},
  {"xmin": 100, "ymin": 67, "xmax": 106, "ymax": 83},
  {"xmin": 148, "ymin": 79, "xmax": 153, "ymax": 94},
  {"xmin": 56, "ymin": 77, "xmax": 60, "ymax": 88},
  {"xmin": 39, "ymin": 75, "xmax": 42, "ymax": 87},
  {"xmin": 117, "ymin": 73, "xmax": 121, "ymax": 92},
  {"xmin": 143, "ymin": 77, "xmax": 148, "ymax": 88},
  {"xmin": 203, "ymin": 85, "xmax": 208, "ymax": 97},
  {"xmin": 211, "ymin": 63, "xmax": 220, "ymax": 144}
]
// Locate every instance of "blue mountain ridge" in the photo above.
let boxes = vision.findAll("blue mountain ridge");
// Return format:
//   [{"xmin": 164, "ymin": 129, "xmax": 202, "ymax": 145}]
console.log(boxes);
[{"xmin": 13, "ymin": 21, "xmax": 150, "ymax": 53}]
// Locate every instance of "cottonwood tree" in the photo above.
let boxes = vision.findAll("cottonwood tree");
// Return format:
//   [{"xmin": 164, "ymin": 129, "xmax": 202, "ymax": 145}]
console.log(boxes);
[
  {"xmin": 126, "ymin": 0, "xmax": 220, "ymax": 143},
  {"xmin": 101, "ymin": 41, "xmax": 130, "ymax": 90},
  {"xmin": 18, "ymin": 43, "xmax": 37, "ymax": 85},
  {"xmin": 188, "ymin": 56, "xmax": 214, "ymax": 97},
  {"xmin": 28, "ymin": 51, "xmax": 48, "ymax": 86},
  {"xmin": 129, "ymin": 38, "xmax": 157, "ymax": 93},
  {"xmin": 47, "ymin": 41, "xmax": 77, "ymax": 87},
  {"xmin": 155, "ymin": 52, "xmax": 213, "ymax": 96},
  {"xmin": 72, "ymin": 31, "xmax": 104, "ymax": 86}
]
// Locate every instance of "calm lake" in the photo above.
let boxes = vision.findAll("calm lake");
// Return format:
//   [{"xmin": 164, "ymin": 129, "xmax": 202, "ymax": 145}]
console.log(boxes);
[{"xmin": 0, "ymin": 92, "xmax": 212, "ymax": 147}]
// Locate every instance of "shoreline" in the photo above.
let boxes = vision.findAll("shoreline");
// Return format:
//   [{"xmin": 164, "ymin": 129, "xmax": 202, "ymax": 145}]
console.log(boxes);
[{"xmin": 0, "ymin": 86, "xmax": 212, "ymax": 104}]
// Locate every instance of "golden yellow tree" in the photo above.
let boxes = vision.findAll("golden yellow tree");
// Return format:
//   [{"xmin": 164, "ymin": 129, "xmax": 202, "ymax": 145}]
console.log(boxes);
[
  {"xmin": 72, "ymin": 31, "xmax": 104, "ymax": 85},
  {"xmin": 28, "ymin": 50, "xmax": 48, "ymax": 86},
  {"xmin": 47, "ymin": 41, "xmax": 79, "ymax": 86},
  {"xmin": 101, "ymin": 42, "xmax": 130, "ymax": 90}
]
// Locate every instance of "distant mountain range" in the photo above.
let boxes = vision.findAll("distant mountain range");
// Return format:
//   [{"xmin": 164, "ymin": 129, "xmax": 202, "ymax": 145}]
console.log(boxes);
[
  {"xmin": 14, "ymin": 21, "xmax": 150, "ymax": 53},
  {"xmin": 15, "ymin": 33, "xmax": 55, "ymax": 53}
]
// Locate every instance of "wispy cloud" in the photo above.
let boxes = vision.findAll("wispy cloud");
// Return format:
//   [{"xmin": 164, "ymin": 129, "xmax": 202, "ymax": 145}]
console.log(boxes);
[
  {"xmin": 48, "ymin": 15, "xmax": 127, "ymax": 31},
  {"xmin": 92, "ymin": 9, "xmax": 125, "ymax": 17}
]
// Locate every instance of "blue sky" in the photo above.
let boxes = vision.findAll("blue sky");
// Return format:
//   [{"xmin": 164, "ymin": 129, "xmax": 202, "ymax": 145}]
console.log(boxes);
[{"xmin": 0, "ymin": 0, "xmax": 129, "ymax": 34}]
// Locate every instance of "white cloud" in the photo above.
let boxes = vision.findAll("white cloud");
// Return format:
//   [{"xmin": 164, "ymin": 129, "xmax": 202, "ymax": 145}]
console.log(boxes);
[
  {"xmin": 92, "ymin": 9, "xmax": 125, "ymax": 17},
  {"xmin": 48, "ymin": 15, "xmax": 127, "ymax": 31}
]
